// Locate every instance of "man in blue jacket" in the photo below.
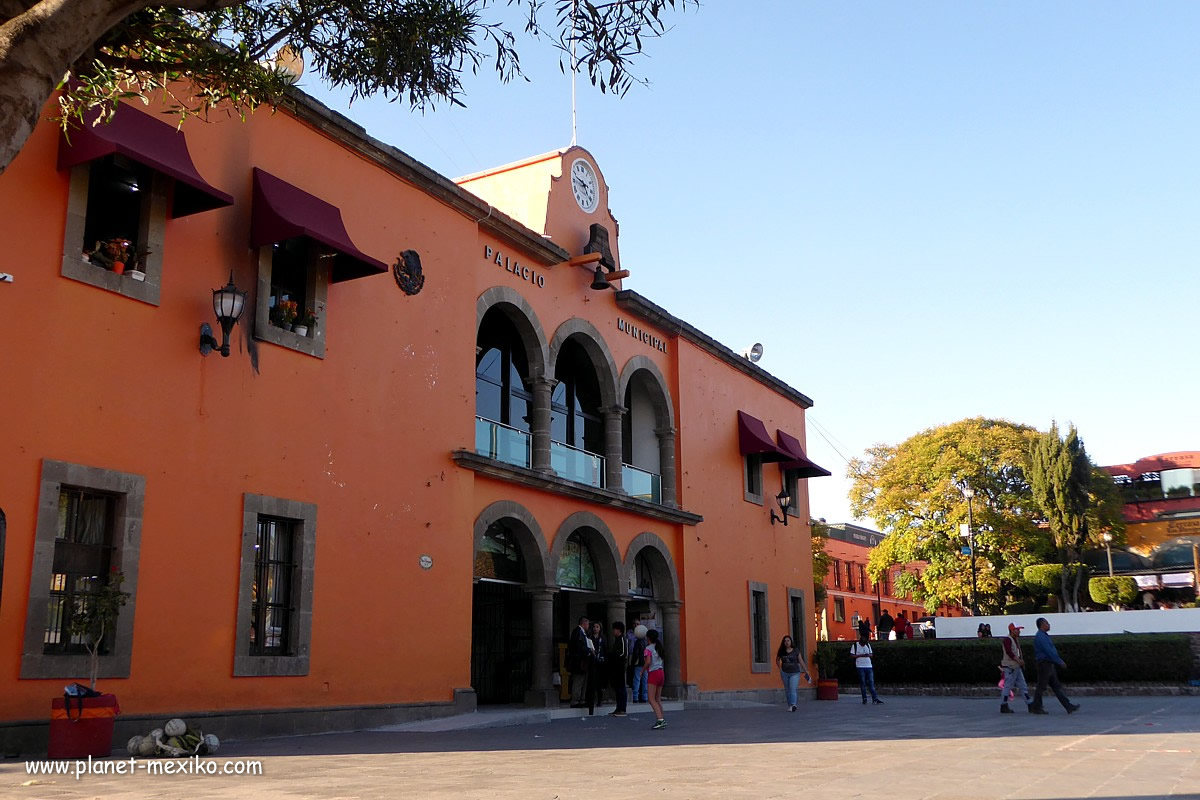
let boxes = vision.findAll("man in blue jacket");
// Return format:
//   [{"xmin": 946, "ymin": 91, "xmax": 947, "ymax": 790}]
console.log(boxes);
[{"xmin": 1030, "ymin": 617, "xmax": 1080, "ymax": 715}]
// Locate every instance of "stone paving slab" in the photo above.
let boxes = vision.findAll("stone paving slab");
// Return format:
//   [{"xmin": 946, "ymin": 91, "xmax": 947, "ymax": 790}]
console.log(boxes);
[{"xmin": 2, "ymin": 696, "xmax": 1199, "ymax": 799}]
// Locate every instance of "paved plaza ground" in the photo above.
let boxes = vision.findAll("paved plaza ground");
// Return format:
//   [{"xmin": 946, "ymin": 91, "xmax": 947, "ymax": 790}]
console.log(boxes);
[{"xmin": 3, "ymin": 696, "xmax": 1200, "ymax": 799}]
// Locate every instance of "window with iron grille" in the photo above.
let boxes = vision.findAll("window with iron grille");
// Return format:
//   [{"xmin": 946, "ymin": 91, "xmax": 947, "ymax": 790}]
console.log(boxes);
[
  {"xmin": 858, "ymin": 565, "xmax": 867, "ymax": 594},
  {"xmin": 44, "ymin": 488, "xmax": 116, "ymax": 654},
  {"xmin": 250, "ymin": 516, "xmax": 297, "ymax": 657},
  {"xmin": 832, "ymin": 559, "xmax": 841, "ymax": 588},
  {"xmin": 751, "ymin": 589, "xmax": 768, "ymax": 664},
  {"xmin": 846, "ymin": 561, "xmax": 855, "ymax": 592}
]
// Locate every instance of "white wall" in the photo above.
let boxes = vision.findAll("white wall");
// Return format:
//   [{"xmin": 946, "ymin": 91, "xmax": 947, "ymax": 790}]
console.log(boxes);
[{"xmin": 935, "ymin": 608, "xmax": 1200, "ymax": 639}]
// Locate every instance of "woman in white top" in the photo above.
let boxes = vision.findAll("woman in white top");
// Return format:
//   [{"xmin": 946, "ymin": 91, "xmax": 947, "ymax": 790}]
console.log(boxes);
[
  {"xmin": 849, "ymin": 632, "xmax": 883, "ymax": 705},
  {"xmin": 644, "ymin": 629, "xmax": 667, "ymax": 729}
]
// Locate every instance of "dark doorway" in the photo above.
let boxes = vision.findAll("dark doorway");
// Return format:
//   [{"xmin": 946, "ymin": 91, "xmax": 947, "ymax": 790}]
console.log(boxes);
[{"xmin": 471, "ymin": 582, "xmax": 533, "ymax": 704}]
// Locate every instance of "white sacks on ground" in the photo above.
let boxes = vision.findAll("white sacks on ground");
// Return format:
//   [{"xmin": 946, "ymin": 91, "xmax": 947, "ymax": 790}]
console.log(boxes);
[
  {"xmin": 164, "ymin": 718, "xmax": 187, "ymax": 737},
  {"xmin": 126, "ymin": 735, "xmax": 144, "ymax": 756},
  {"xmin": 202, "ymin": 734, "xmax": 220, "ymax": 755}
]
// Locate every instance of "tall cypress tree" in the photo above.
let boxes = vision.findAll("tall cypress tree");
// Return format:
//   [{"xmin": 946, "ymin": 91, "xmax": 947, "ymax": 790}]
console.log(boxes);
[{"xmin": 1029, "ymin": 422, "xmax": 1092, "ymax": 612}]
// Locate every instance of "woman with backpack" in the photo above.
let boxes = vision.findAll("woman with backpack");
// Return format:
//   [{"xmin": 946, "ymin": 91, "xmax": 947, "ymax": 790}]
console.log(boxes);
[
  {"xmin": 850, "ymin": 631, "xmax": 883, "ymax": 705},
  {"xmin": 644, "ymin": 629, "xmax": 667, "ymax": 729}
]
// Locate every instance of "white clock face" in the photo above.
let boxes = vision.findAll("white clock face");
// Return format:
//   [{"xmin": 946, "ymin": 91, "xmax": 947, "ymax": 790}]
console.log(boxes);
[{"xmin": 570, "ymin": 158, "xmax": 599, "ymax": 213}]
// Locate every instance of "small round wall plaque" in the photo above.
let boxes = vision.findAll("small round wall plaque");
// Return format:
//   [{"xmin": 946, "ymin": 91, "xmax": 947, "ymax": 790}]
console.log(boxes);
[{"xmin": 419, "ymin": 554, "xmax": 434, "ymax": 570}]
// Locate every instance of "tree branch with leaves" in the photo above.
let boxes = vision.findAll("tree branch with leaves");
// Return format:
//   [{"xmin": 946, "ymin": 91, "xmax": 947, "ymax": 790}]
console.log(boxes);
[{"xmin": 0, "ymin": 0, "xmax": 696, "ymax": 174}]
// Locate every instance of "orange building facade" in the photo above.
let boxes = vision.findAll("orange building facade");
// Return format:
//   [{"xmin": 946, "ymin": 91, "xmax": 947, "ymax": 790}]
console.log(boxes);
[
  {"xmin": 0, "ymin": 89, "xmax": 828, "ymax": 750},
  {"xmin": 819, "ymin": 524, "xmax": 962, "ymax": 642}
]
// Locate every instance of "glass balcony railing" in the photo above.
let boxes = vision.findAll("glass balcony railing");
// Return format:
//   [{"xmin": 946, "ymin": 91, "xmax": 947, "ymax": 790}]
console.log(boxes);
[
  {"xmin": 622, "ymin": 463, "xmax": 661, "ymax": 504},
  {"xmin": 475, "ymin": 417, "xmax": 531, "ymax": 469},
  {"xmin": 550, "ymin": 440, "xmax": 605, "ymax": 489}
]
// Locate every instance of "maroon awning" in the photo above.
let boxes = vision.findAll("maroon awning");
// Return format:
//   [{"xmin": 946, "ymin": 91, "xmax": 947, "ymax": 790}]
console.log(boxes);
[
  {"xmin": 776, "ymin": 430, "xmax": 832, "ymax": 478},
  {"xmin": 737, "ymin": 411, "xmax": 791, "ymax": 463},
  {"xmin": 58, "ymin": 106, "xmax": 233, "ymax": 218},
  {"xmin": 250, "ymin": 168, "xmax": 387, "ymax": 283}
]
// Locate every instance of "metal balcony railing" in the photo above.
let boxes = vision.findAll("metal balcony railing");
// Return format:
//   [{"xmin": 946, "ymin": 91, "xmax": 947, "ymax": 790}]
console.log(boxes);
[
  {"xmin": 550, "ymin": 440, "xmax": 605, "ymax": 489},
  {"xmin": 622, "ymin": 463, "xmax": 662, "ymax": 504},
  {"xmin": 475, "ymin": 416, "xmax": 532, "ymax": 469}
]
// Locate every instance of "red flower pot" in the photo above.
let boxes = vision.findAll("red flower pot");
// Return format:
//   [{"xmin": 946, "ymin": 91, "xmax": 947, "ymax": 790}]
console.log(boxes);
[
  {"xmin": 48, "ymin": 694, "xmax": 120, "ymax": 759},
  {"xmin": 111, "ymin": 261, "xmax": 125, "ymax": 275},
  {"xmin": 815, "ymin": 679, "xmax": 840, "ymax": 701}
]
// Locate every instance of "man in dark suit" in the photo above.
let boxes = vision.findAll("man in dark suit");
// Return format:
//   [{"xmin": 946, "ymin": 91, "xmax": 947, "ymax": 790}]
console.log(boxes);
[{"xmin": 568, "ymin": 616, "xmax": 592, "ymax": 707}]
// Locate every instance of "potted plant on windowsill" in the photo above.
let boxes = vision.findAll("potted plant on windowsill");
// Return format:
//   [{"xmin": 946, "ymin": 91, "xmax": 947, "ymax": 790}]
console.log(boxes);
[
  {"xmin": 814, "ymin": 642, "xmax": 839, "ymax": 701},
  {"xmin": 294, "ymin": 308, "xmax": 317, "ymax": 338},
  {"xmin": 125, "ymin": 248, "xmax": 150, "ymax": 282},
  {"xmin": 277, "ymin": 299, "xmax": 298, "ymax": 332},
  {"xmin": 48, "ymin": 569, "xmax": 129, "ymax": 759}
]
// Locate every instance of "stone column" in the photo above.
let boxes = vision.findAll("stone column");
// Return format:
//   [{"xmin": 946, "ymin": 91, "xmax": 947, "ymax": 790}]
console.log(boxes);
[
  {"xmin": 530, "ymin": 376, "xmax": 557, "ymax": 475},
  {"xmin": 660, "ymin": 600, "xmax": 684, "ymax": 699},
  {"xmin": 655, "ymin": 426, "xmax": 677, "ymax": 508},
  {"xmin": 605, "ymin": 596, "xmax": 628, "ymax": 632},
  {"xmin": 602, "ymin": 405, "xmax": 625, "ymax": 493},
  {"xmin": 524, "ymin": 586, "xmax": 559, "ymax": 707}
]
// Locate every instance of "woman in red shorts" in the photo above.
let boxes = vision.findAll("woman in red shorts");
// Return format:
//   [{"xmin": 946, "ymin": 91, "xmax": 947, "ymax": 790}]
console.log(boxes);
[{"xmin": 644, "ymin": 629, "xmax": 667, "ymax": 729}]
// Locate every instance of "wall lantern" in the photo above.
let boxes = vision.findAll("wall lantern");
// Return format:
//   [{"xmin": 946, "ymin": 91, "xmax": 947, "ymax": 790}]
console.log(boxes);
[
  {"xmin": 770, "ymin": 487, "xmax": 791, "ymax": 526},
  {"xmin": 199, "ymin": 273, "xmax": 247, "ymax": 358}
]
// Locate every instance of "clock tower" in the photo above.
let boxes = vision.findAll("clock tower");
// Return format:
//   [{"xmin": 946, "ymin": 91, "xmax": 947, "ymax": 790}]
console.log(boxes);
[{"xmin": 455, "ymin": 146, "xmax": 622, "ymax": 274}]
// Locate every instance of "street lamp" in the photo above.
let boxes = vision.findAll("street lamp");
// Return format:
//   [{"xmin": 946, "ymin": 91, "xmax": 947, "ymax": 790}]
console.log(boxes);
[
  {"xmin": 960, "ymin": 483, "xmax": 979, "ymax": 616},
  {"xmin": 1102, "ymin": 531, "xmax": 1114, "ymax": 577},
  {"xmin": 770, "ymin": 487, "xmax": 790, "ymax": 526},
  {"xmin": 199, "ymin": 273, "xmax": 248, "ymax": 358}
]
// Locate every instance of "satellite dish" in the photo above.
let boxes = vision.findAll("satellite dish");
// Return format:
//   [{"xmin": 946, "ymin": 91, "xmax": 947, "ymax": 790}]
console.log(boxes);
[{"xmin": 740, "ymin": 343, "xmax": 763, "ymax": 363}]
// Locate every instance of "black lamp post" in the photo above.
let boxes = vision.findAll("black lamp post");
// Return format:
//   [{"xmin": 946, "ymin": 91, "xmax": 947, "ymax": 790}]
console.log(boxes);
[
  {"xmin": 770, "ymin": 487, "xmax": 790, "ymax": 526},
  {"xmin": 199, "ymin": 273, "xmax": 247, "ymax": 358}
]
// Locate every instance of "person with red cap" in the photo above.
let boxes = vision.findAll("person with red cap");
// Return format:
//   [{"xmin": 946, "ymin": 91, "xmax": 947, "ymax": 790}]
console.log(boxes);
[{"xmin": 999, "ymin": 622, "xmax": 1032, "ymax": 713}]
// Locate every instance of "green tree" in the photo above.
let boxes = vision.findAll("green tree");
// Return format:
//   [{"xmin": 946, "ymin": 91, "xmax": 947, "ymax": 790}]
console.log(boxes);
[
  {"xmin": 67, "ymin": 570, "xmax": 130, "ymax": 690},
  {"xmin": 810, "ymin": 518, "xmax": 832, "ymax": 604},
  {"xmin": 0, "ymin": 0, "xmax": 695, "ymax": 174},
  {"xmin": 1089, "ymin": 576, "xmax": 1138, "ymax": 611},
  {"xmin": 1029, "ymin": 422, "xmax": 1100, "ymax": 612},
  {"xmin": 850, "ymin": 418, "xmax": 1050, "ymax": 613}
]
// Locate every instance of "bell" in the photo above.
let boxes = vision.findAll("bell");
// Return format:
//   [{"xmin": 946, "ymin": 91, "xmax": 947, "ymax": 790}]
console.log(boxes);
[{"xmin": 589, "ymin": 265, "xmax": 610, "ymax": 291}]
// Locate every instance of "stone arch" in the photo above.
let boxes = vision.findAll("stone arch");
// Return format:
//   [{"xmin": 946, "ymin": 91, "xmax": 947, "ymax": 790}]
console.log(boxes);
[
  {"xmin": 476, "ymin": 286, "xmax": 550, "ymax": 379},
  {"xmin": 472, "ymin": 500, "xmax": 552, "ymax": 587},
  {"xmin": 548, "ymin": 318, "xmax": 620, "ymax": 408},
  {"xmin": 623, "ymin": 532, "xmax": 680, "ymax": 602},
  {"xmin": 618, "ymin": 356, "xmax": 676, "ymax": 430},
  {"xmin": 549, "ymin": 511, "xmax": 625, "ymax": 595}
]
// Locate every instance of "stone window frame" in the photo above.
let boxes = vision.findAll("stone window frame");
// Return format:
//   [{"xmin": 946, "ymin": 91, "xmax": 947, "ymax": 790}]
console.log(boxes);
[
  {"xmin": 748, "ymin": 580, "xmax": 770, "ymax": 674},
  {"xmin": 786, "ymin": 587, "xmax": 808, "ymax": 666},
  {"xmin": 743, "ymin": 454, "xmax": 764, "ymax": 505},
  {"xmin": 833, "ymin": 596, "xmax": 846, "ymax": 623},
  {"xmin": 253, "ymin": 244, "xmax": 329, "ymax": 359},
  {"xmin": 234, "ymin": 493, "xmax": 317, "ymax": 677},
  {"xmin": 21, "ymin": 460, "xmax": 145, "ymax": 680},
  {"xmin": 60, "ymin": 161, "xmax": 168, "ymax": 306}
]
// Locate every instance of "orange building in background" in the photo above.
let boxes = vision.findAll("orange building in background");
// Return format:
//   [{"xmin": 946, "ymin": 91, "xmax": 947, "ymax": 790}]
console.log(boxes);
[
  {"xmin": 0, "ymin": 88, "xmax": 830, "ymax": 751},
  {"xmin": 820, "ymin": 524, "xmax": 963, "ymax": 641}
]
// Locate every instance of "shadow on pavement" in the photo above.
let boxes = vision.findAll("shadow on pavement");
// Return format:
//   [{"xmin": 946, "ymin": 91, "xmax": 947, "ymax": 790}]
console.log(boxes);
[{"xmin": 220, "ymin": 696, "xmax": 1200, "ymax": 759}]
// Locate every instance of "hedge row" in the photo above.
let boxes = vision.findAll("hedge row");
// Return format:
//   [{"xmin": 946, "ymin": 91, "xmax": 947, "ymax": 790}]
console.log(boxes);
[{"xmin": 817, "ymin": 634, "xmax": 1195, "ymax": 685}]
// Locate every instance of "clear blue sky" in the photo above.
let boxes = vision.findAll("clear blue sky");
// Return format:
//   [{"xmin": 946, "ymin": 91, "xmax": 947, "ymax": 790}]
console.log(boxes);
[{"xmin": 304, "ymin": 1, "xmax": 1200, "ymax": 524}]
